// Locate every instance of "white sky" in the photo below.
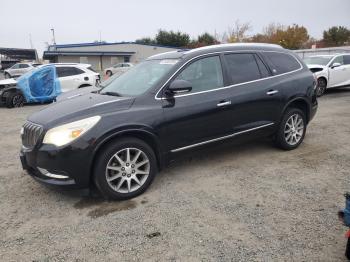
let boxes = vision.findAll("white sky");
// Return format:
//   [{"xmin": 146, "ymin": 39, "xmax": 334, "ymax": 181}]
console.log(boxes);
[{"xmin": 1, "ymin": 0, "xmax": 349, "ymax": 56}]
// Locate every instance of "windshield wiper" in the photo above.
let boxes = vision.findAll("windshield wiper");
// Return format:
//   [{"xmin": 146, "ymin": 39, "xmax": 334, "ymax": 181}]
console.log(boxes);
[{"xmin": 100, "ymin": 91, "xmax": 122, "ymax": 97}]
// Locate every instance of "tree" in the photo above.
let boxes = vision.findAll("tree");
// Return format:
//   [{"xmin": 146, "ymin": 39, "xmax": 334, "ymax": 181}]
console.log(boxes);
[
  {"xmin": 197, "ymin": 33, "xmax": 217, "ymax": 45},
  {"xmin": 250, "ymin": 23, "xmax": 309, "ymax": 49},
  {"xmin": 135, "ymin": 37, "xmax": 156, "ymax": 45},
  {"xmin": 323, "ymin": 26, "xmax": 350, "ymax": 47},
  {"xmin": 187, "ymin": 33, "xmax": 219, "ymax": 48},
  {"xmin": 155, "ymin": 30, "xmax": 190, "ymax": 47},
  {"xmin": 227, "ymin": 20, "xmax": 252, "ymax": 43}
]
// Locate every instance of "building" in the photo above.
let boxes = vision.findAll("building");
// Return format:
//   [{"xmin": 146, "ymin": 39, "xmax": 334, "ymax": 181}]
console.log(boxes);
[
  {"xmin": 0, "ymin": 47, "xmax": 38, "ymax": 69},
  {"xmin": 294, "ymin": 46, "xmax": 350, "ymax": 58},
  {"xmin": 43, "ymin": 42, "xmax": 180, "ymax": 71}
]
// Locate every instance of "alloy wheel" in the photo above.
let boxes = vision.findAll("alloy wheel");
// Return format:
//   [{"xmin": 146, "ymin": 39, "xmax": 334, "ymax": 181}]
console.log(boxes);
[
  {"xmin": 284, "ymin": 113, "xmax": 304, "ymax": 146},
  {"xmin": 317, "ymin": 78, "xmax": 327, "ymax": 97},
  {"xmin": 13, "ymin": 94, "xmax": 24, "ymax": 107},
  {"xmin": 105, "ymin": 147, "xmax": 150, "ymax": 194}
]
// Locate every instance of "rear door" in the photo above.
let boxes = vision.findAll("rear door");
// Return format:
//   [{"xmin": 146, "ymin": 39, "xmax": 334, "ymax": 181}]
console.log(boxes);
[
  {"xmin": 18, "ymin": 63, "xmax": 30, "ymax": 75},
  {"xmin": 56, "ymin": 66, "xmax": 86, "ymax": 92},
  {"xmin": 222, "ymin": 52, "xmax": 283, "ymax": 133}
]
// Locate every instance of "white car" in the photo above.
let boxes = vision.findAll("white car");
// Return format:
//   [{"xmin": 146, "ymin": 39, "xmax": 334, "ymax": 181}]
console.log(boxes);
[
  {"xmin": 104, "ymin": 62, "xmax": 134, "ymax": 77},
  {"xmin": 304, "ymin": 54, "xmax": 350, "ymax": 97},
  {"xmin": 53, "ymin": 63, "xmax": 100, "ymax": 92},
  {"xmin": 0, "ymin": 63, "xmax": 100, "ymax": 108},
  {"xmin": 4, "ymin": 62, "xmax": 41, "ymax": 78}
]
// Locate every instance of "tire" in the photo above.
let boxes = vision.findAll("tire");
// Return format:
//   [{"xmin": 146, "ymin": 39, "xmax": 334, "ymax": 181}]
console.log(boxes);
[
  {"xmin": 275, "ymin": 108, "xmax": 306, "ymax": 150},
  {"xmin": 6, "ymin": 91, "xmax": 25, "ymax": 108},
  {"xmin": 93, "ymin": 137, "xmax": 157, "ymax": 200},
  {"xmin": 106, "ymin": 70, "xmax": 113, "ymax": 77},
  {"xmin": 316, "ymin": 78, "xmax": 327, "ymax": 97},
  {"xmin": 4, "ymin": 72, "xmax": 11, "ymax": 79}
]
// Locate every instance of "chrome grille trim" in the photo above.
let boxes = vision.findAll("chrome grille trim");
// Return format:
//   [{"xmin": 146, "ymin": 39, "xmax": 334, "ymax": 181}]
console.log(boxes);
[{"xmin": 22, "ymin": 122, "xmax": 43, "ymax": 148}]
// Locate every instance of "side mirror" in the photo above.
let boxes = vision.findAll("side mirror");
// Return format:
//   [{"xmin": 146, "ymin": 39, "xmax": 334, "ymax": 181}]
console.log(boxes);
[
  {"xmin": 166, "ymin": 80, "xmax": 192, "ymax": 96},
  {"xmin": 331, "ymin": 62, "xmax": 341, "ymax": 69}
]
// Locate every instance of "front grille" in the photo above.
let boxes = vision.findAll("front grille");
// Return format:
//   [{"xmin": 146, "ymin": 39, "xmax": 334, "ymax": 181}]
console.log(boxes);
[{"xmin": 22, "ymin": 122, "xmax": 43, "ymax": 148}]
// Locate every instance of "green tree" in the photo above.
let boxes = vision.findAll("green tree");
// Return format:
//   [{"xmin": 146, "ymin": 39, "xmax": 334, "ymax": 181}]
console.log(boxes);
[
  {"xmin": 135, "ymin": 37, "xmax": 156, "ymax": 45},
  {"xmin": 197, "ymin": 33, "xmax": 217, "ymax": 45},
  {"xmin": 155, "ymin": 30, "xmax": 190, "ymax": 47},
  {"xmin": 323, "ymin": 26, "xmax": 350, "ymax": 47}
]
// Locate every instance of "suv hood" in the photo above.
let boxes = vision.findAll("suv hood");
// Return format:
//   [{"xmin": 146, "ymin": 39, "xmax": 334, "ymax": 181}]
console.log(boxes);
[
  {"xmin": 0, "ymin": 78, "xmax": 17, "ymax": 87},
  {"xmin": 28, "ymin": 92, "xmax": 135, "ymax": 128}
]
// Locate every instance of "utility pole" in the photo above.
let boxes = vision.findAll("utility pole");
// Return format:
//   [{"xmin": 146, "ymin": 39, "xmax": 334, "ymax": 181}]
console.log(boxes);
[
  {"xmin": 51, "ymin": 28, "xmax": 56, "ymax": 48},
  {"xmin": 29, "ymin": 34, "xmax": 34, "ymax": 49}
]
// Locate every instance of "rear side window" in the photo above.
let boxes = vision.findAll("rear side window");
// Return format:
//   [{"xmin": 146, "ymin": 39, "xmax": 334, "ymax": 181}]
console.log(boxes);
[
  {"xmin": 264, "ymin": 52, "xmax": 301, "ymax": 75},
  {"xmin": 224, "ymin": 53, "xmax": 262, "ymax": 84},
  {"xmin": 19, "ymin": 64, "xmax": 29, "ymax": 68},
  {"xmin": 175, "ymin": 56, "xmax": 224, "ymax": 93},
  {"xmin": 344, "ymin": 56, "xmax": 350, "ymax": 65},
  {"xmin": 56, "ymin": 67, "xmax": 84, "ymax": 77},
  {"xmin": 255, "ymin": 55, "xmax": 270, "ymax": 78}
]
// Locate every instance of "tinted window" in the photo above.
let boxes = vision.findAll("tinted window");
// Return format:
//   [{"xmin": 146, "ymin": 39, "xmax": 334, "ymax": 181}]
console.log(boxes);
[
  {"xmin": 56, "ymin": 67, "xmax": 84, "ymax": 77},
  {"xmin": 225, "ymin": 53, "xmax": 261, "ymax": 84},
  {"xmin": 19, "ymin": 64, "xmax": 29, "ymax": 68},
  {"xmin": 11, "ymin": 64, "xmax": 19, "ymax": 69},
  {"xmin": 175, "ymin": 56, "xmax": 224, "ymax": 93},
  {"xmin": 344, "ymin": 55, "xmax": 350, "ymax": 65},
  {"xmin": 264, "ymin": 52, "xmax": 301, "ymax": 74}
]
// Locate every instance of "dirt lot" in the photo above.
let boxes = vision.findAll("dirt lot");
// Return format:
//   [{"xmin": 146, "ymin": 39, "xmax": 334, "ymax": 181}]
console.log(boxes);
[{"xmin": 0, "ymin": 82, "xmax": 350, "ymax": 261}]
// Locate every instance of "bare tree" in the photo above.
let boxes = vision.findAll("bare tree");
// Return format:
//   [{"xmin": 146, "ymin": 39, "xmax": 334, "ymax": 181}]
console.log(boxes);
[{"xmin": 227, "ymin": 20, "xmax": 252, "ymax": 43}]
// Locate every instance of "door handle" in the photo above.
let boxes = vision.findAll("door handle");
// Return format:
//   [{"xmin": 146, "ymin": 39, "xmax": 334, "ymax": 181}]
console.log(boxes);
[
  {"xmin": 266, "ymin": 90, "xmax": 279, "ymax": 95},
  {"xmin": 217, "ymin": 101, "xmax": 231, "ymax": 107}
]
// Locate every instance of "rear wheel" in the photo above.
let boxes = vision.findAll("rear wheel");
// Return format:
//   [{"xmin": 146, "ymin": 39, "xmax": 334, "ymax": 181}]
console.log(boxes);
[
  {"xmin": 275, "ymin": 108, "xmax": 306, "ymax": 150},
  {"xmin": 93, "ymin": 137, "xmax": 157, "ymax": 200},
  {"xmin": 316, "ymin": 78, "xmax": 327, "ymax": 97},
  {"xmin": 6, "ymin": 91, "xmax": 25, "ymax": 108}
]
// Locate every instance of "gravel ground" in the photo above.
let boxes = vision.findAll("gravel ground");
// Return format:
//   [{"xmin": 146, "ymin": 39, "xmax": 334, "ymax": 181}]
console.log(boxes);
[{"xmin": 0, "ymin": 77, "xmax": 350, "ymax": 261}]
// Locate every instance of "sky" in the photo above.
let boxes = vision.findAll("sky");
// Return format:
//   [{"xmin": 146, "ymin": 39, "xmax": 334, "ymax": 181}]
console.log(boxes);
[{"xmin": 1, "ymin": 0, "xmax": 350, "ymax": 57}]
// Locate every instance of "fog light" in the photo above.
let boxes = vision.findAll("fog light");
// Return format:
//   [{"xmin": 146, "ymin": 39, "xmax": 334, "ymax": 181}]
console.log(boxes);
[{"xmin": 37, "ymin": 167, "xmax": 69, "ymax": 179}]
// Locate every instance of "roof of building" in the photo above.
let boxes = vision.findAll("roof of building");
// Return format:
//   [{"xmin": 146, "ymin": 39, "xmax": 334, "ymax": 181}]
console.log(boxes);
[
  {"xmin": 48, "ymin": 41, "xmax": 181, "ymax": 50},
  {"xmin": 43, "ymin": 50, "xmax": 135, "ymax": 60}
]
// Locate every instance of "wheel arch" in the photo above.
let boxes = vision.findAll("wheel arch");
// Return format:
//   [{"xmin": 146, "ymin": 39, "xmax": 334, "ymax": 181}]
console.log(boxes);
[
  {"xmin": 89, "ymin": 129, "xmax": 162, "ymax": 183},
  {"xmin": 282, "ymin": 97, "xmax": 311, "ymax": 124},
  {"xmin": 317, "ymin": 76, "xmax": 328, "ymax": 87}
]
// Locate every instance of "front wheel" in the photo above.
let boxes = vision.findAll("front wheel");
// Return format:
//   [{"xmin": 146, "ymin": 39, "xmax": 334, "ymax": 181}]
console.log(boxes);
[
  {"xmin": 316, "ymin": 78, "xmax": 327, "ymax": 97},
  {"xmin": 275, "ymin": 108, "xmax": 306, "ymax": 150},
  {"xmin": 106, "ymin": 70, "xmax": 113, "ymax": 77},
  {"xmin": 93, "ymin": 137, "xmax": 157, "ymax": 200},
  {"xmin": 6, "ymin": 91, "xmax": 25, "ymax": 108},
  {"xmin": 4, "ymin": 72, "xmax": 11, "ymax": 79}
]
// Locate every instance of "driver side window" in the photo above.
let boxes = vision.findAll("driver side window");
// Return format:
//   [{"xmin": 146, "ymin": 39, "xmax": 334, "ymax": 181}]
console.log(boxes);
[
  {"xmin": 332, "ymin": 56, "xmax": 344, "ymax": 66},
  {"xmin": 174, "ymin": 56, "xmax": 224, "ymax": 93}
]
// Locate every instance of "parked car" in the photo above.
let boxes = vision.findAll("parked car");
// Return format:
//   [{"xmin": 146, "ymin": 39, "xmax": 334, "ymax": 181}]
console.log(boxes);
[
  {"xmin": 0, "ymin": 63, "xmax": 100, "ymax": 108},
  {"xmin": 19, "ymin": 43, "xmax": 317, "ymax": 200},
  {"xmin": 4, "ymin": 62, "xmax": 41, "ymax": 78},
  {"xmin": 304, "ymin": 54, "xmax": 350, "ymax": 97},
  {"xmin": 104, "ymin": 62, "xmax": 134, "ymax": 77}
]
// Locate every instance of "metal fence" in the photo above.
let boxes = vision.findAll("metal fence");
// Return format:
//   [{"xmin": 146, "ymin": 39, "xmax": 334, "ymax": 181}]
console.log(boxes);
[{"xmin": 294, "ymin": 46, "xmax": 350, "ymax": 58}]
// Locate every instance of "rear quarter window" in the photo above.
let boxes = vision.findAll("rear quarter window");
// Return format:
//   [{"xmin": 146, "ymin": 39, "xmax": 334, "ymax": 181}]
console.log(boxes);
[{"xmin": 263, "ymin": 52, "xmax": 301, "ymax": 75}]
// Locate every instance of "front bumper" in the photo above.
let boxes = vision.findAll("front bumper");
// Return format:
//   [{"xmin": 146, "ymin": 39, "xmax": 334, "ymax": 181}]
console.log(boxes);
[{"xmin": 20, "ymin": 142, "xmax": 93, "ymax": 189}]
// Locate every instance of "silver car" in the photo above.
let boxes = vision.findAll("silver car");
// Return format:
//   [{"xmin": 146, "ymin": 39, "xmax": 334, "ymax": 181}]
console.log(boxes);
[
  {"xmin": 4, "ymin": 63, "xmax": 41, "ymax": 78},
  {"xmin": 104, "ymin": 62, "xmax": 133, "ymax": 77}
]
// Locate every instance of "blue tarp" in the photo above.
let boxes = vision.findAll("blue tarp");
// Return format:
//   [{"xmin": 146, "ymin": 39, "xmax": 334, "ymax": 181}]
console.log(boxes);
[{"xmin": 17, "ymin": 65, "xmax": 61, "ymax": 103}]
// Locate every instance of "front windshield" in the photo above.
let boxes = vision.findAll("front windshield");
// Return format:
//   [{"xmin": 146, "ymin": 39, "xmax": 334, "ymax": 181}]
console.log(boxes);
[
  {"xmin": 303, "ymin": 56, "xmax": 332, "ymax": 66},
  {"xmin": 100, "ymin": 59, "xmax": 179, "ymax": 96}
]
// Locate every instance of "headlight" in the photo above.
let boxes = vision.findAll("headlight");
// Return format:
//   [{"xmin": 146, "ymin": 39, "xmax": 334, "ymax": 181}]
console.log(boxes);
[{"xmin": 43, "ymin": 116, "xmax": 101, "ymax": 147}]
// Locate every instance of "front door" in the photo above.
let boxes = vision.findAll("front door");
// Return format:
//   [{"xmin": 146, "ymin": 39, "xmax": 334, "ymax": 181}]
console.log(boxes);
[
  {"xmin": 329, "ymin": 55, "xmax": 348, "ymax": 87},
  {"xmin": 161, "ymin": 55, "xmax": 234, "ymax": 152}
]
